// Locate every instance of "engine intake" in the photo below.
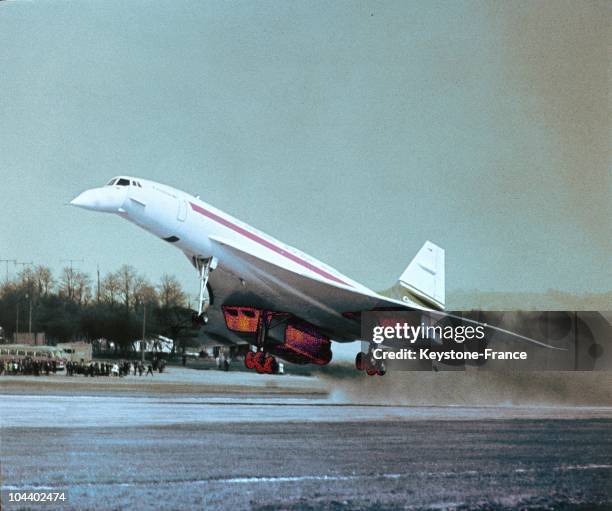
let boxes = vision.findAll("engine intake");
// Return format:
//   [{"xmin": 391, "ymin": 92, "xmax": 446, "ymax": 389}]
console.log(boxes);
[{"xmin": 222, "ymin": 306, "xmax": 261, "ymax": 333}]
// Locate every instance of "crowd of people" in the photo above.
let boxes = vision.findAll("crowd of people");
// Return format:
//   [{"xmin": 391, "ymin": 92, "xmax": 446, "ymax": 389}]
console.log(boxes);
[
  {"xmin": 0, "ymin": 358, "xmax": 59, "ymax": 376},
  {"xmin": 66, "ymin": 359, "xmax": 166, "ymax": 377},
  {"xmin": 0, "ymin": 357, "xmax": 167, "ymax": 377}
]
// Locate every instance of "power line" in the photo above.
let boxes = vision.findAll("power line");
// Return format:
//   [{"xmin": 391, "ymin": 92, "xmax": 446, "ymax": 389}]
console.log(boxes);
[
  {"xmin": 60, "ymin": 258, "xmax": 84, "ymax": 271},
  {"xmin": 0, "ymin": 259, "xmax": 16, "ymax": 283},
  {"xmin": 15, "ymin": 261, "xmax": 34, "ymax": 274}
]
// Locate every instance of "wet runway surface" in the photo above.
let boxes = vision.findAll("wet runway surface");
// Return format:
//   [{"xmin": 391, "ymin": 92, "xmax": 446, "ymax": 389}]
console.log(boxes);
[{"xmin": 2, "ymin": 394, "xmax": 612, "ymax": 510}]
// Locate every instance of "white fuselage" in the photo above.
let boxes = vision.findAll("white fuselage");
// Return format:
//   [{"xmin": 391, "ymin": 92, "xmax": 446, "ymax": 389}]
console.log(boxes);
[{"xmin": 71, "ymin": 177, "xmax": 373, "ymax": 294}]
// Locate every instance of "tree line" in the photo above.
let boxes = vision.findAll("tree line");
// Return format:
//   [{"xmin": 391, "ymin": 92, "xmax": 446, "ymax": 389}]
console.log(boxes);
[{"xmin": 0, "ymin": 264, "xmax": 198, "ymax": 353}]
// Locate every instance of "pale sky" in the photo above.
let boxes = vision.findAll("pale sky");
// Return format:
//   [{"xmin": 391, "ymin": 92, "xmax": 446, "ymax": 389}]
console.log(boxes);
[{"xmin": 1, "ymin": 1, "xmax": 610, "ymax": 304}]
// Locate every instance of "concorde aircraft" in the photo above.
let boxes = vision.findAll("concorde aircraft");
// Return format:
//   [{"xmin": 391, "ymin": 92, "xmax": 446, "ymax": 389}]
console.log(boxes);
[{"xmin": 71, "ymin": 177, "xmax": 555, "ymax": 375}]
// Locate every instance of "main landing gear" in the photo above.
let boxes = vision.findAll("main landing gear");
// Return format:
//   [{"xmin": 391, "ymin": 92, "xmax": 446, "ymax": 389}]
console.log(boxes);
[
  {"xmin": 243, "ymin": 310, "xmax": 280, "ymax": 374},
  {"xmin": 244, "ymin": 350, "xmax": 279, "ymax": 374},
  {"xmin": 192, "ymin": 256, "xmax": 217, "ymax": 327},
  {"xmin": 355, "ymin": 352, "xmax": 386, "ymax": 376}
]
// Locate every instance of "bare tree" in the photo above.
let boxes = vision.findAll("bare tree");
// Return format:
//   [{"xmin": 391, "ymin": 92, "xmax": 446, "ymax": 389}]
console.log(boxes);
[
  {"xmin": 101, "ymin": 272, "xmax": 120, "ymax": 307},
  {"xmin": 73, "ymin": 271, "xmax": 92, "ymax": 306},
  {"xmin": 133, "ymin": 275, "xmax": 158, "ymax": 308},
  {"xmin": 17, "ymin": 266, "xmax": 35, "ymax": 292},
  {"xmin": 116, "ymin": 264, "xmax": 137, "ymax": 313},
  {"xmin": 59, "ymin": 266, "xmax": 76, "ymax": 301},
  {"xmin": 58, "ymin": 267, "xmax": 91, "ymax": 305},
  {"xmin": 34, "ymin": 265, "xmax": 54, "ymax": 297},
  {"xmin": 158, "ymin": 274, "xmax": 186, "ymax": 309}
]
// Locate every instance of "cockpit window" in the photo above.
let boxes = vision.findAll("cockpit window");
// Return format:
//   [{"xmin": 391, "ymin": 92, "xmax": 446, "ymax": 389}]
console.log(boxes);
[{"xmin": 106, "ymin": 177, "xmax": 141, "ymax": 187}]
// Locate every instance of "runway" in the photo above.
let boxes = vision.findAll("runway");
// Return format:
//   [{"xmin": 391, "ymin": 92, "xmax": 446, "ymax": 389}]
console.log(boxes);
[{"xmin": 2, "ymin": 392, "xmax": 612, "ymax": 510}]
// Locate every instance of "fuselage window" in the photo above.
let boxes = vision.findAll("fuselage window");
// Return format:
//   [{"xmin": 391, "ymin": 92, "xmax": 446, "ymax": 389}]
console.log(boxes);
[{"xmin": 117, "ymin": 178, "xmax": 130, "ymax": 186}]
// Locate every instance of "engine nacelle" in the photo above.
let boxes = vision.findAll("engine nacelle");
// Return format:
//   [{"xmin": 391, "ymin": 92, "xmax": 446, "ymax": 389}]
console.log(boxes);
[
  {"xmin": 269, "ymin": 320, "xmax": 332, "ymax": 366},
  {"xmin": 222, "ymin": 306, "xmax": 332, "ymax": 365}
]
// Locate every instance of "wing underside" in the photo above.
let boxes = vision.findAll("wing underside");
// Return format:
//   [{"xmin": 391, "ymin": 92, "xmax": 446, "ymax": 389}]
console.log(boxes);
[
  {"xmin": 191, "ymin": 237, "xmax": 563, "ymax": 352},
  {"xmin": 194, "ymin": 237, "xmax": 411, "ymax": 344}
]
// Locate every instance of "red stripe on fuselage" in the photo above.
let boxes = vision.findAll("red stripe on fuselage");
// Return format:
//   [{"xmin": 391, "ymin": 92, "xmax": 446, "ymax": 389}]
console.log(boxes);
[{"xmin": 189, "ymin": 202, "xmax": 352, "ymax": 287}]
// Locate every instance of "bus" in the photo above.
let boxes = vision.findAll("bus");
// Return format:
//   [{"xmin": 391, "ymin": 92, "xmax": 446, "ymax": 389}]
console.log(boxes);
[{"xmin": 0, "ymin": 344, "xmax": 67, "ymax": 371}]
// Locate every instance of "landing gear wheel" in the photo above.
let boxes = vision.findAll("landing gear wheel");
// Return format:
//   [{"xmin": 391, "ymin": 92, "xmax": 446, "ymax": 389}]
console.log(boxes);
[
  {"xmin": 355, "ymin": 352, "xmax": 365, "ymax": 371},
  {"xmin": 363, "ymin": 355, "xmax": 385, "ymax": 376},
  {"xmin": 191, "ymin": 313, "xmax": 207, "ymax": 328},
  {"xmin": 253, "ymin": 351, "xmax": 266, "ymax": 373},
  {"xmin": 262, "ymin": 356, "xmax": 279, "ymax": 374},
  {"xmin": 245, "ymin": 351, "xmax": 255, "ymax": 369}
]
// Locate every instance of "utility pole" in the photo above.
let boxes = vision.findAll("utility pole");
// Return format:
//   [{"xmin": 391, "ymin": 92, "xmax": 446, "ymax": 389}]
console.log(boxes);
[
  {"xmin": 0, "ymin": 259, "xmax": 16, "ymax": 284},
  {"xmin": 16, "ymin": 262, "xmax": 33, "ymax": 335},
  {"xmin": 141, "ymin": 301, "xmax": 146, "ymax": 363},
  {"xmin": 96, "ymin": 263, "xmax": 101, "ymax": 303},
  {"xmin": 29, "ymin": 292, "xmax": 32, "ymax": 334},
  {"xmin": 60, "ymin": 258, "xmax": 84, "ymax": 271}
]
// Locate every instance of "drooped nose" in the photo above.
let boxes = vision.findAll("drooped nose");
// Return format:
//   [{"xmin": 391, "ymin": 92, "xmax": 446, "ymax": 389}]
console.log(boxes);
[{"xmin": 70, "ymin": 187, "xmax": 126, "ymax": 213}]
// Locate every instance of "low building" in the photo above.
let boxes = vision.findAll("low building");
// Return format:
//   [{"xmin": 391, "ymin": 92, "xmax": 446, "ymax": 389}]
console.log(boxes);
[
  {"xmin": 132, "ymin": 335, "xmax": 174, "ymax": 354},
  {"xmin": 13, "ymin": 332, "xmax": 46, "ymax": 345},
  {"xmin": 56, "ymin": 342, "xmax": 93, "ymax": 363}
]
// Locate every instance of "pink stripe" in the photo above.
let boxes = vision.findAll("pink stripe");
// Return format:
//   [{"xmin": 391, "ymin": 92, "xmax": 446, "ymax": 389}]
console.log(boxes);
[{"xmin": 190, "ymin": 202, "xmax": 351, "ymax": 287}]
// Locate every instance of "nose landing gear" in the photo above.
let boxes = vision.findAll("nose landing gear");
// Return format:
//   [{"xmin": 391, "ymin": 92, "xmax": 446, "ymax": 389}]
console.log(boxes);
[{"xmin": 192, "ymin": 256, "xmax": 217, "ymax": 327}]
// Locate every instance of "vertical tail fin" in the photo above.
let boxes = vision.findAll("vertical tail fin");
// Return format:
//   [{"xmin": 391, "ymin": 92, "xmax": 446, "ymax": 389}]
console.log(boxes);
[{"xmin": 398, "ymin": 241, "xmax": 445, "ymax": 310}]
